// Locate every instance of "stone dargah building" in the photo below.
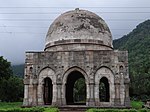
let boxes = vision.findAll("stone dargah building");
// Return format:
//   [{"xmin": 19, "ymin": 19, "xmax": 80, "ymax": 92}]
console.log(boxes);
[{"xmin": 23, "ymin": 8, "xmax": 130, "ymax": 108}]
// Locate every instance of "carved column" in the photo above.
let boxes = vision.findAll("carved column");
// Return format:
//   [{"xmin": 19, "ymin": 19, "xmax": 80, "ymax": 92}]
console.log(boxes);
[
  {"xmin": 37, "ymin": 83, "xmax": 44, "ymax": 105},
  {"xmin": 52, "ymin": 83, "xmax": 57, "ymax": 105},
  {"xmin": 23, "ymin": 84, "xmax": 29, "ymax": 106},
  {"xmin": 87, "ymin": 83, "xmax": 95, "ymax": 106},
  {"xmin": 86, "ymin": 84, "xmax": 90, "ymax": 105},
  {"xmin": 57, "ymin": 82, "xmax": 62, "ymax": 106},
  {"xmin": 94, "ymin": 84, "xmax": 99, "ymax": 106},
  {"xmin": 114, "ymin": 83, "xmax": 121, "ymax": 106},
  {"xmin": 28, "ymin": 84, "xmax": 34, "ymax": 106},
  {"xmin": 32, "ymin": 79, "xmax": 38, "ymax": 106},
  {"xmin": 114, "ymin": 74, "xmax": 121, "ymax": 106},
  {"xmin": 32, "ymin": 84, "xmax": 37, "ymax": 105},
  {"xmin": 124, "ymin": 78, "xmax": 131, "ymax": 107},
  {"xmin": 23, "ymin": 79, "xmax": 30, "ymax": 106}
]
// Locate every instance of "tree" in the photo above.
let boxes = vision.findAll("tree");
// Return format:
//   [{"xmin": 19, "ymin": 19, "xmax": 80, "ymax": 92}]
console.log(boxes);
[
  {"xmin": 0, "ymin": 56, "xmax": 24, "ymax": 102},
  {"xmin": 0, "ymin": 56, "xmax": 12, "ymax": 80},
  {"xmin": 73, "ymin": 78, "xmax": 86, "ymax": 103},
  {"xmin": 0, "ymin": 76, "xmax": 23, "ymax": 102}
]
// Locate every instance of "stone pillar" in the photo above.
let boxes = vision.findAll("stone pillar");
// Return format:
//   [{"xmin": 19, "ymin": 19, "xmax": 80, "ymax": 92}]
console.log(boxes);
[
  {"xmin": 32, "ymin": 79, "xmax": 38, "ymax": 106},
  {"xmin": 32, "ymin": 84, "xmax": 37, "ymax": 106},
  {"xmin": 86, "ymin": 84, "xmax": 90, "ymax": 105},
  {"xmin": 114, "ymin": 83, "xmax": 121, "ymax": 106},
  {"xmin": 124, "ymin": 78, "xmax": 131, "ymax": 107},
  {"xmin": 52, "ymin": 83, "xmax": 57, "ymax": 105},
  {"xmin": 28, "ymin": 84, "xmax": 34, "ymax": 106},
  {"xmin": 57, "ymin": 83, "xmax": 62, "ymax": 106},
  {"xmin": 37, "ymin": 84, "xmax": 44, "ymax": 105},
  {"xmin": 114, "ymin": 74, "xmax": 121, "ymax": 107},
  {"xmin": 94, "ymin": 84, "xmax": 99, "ymax": 106},
  {"xmin": 23, "ymin": 84, "xmax": 29, "ymax": 106},
  {"xmin": 23, "ymin": 78, "xmax": 30, "ymax": 106},
  {"xmin": 87, "ymin": 83, "xmax": 95, "ymax": 106}
]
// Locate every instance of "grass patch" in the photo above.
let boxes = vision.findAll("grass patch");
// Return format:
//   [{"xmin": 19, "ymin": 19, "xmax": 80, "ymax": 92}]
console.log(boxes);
[
  {"xmin": 44, "ymin": 107, "xmax": 59, "ymax": 112},
  {"xmin": 87, "ymin": 101, "xmax": 149, "ymax": 112},
  {"xmin": 0, "ymin": 102, "xmax": 22, "ymax": 109},
  {"xmin": 0, "ymin": 102, "xmax": 58, "ymax": 112},
  {"xmin": 86, "ymin": 109, "xmax": 150, "ymax": 112},
  {"xmin": 131, "ymin": 101, "xmax": 144, "ymax": 109}
]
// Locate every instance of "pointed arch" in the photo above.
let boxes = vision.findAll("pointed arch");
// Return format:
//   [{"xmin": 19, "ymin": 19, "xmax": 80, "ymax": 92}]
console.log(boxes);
[
  {"xmin": 38, "ymin": 67, "xmax": 56, "ymax": 85},
  {"xmin": 99, "ymin": 77, "xmax": 110, "ymax": 102},
  {"xmin": 43, "ymin": 77, "xmax": 53, "ymax": 105},
  {"xmin": 37, "ymin": 67, "xmax": 56, "ymax": 105},
  {"xmin": 62, "ymin": 66, "xmax": 89, "ymax": 105},
  {"xmin": 94, "ymin": 66, "xmax": 115, "ymax": 106},
  {"xmin": 62, "ymin": 66, "xmax": 89, "ymax": 84}
]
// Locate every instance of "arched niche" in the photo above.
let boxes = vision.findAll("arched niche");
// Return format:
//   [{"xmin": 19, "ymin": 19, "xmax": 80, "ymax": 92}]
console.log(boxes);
[
  {"xmin": 99, "ymin": 77, "xmax": 110, "ymax": 102},
  {"xmin": 65, "ymin": 71, "xmax": 86, "ymax": 105},
  {"xmin": 94, "ymin": 67, "xmax": 115, "ymax": 106},
  {"xmin": 62, "ymin": 67, "xmax": 89, "ymax": 105},
  {"xmin": 37, "ymin": 67, "xmax": 56, "ymax": 105},
  {"xmin": 43, "ymin": 77, "xmax": 53, "ymax": 105}
]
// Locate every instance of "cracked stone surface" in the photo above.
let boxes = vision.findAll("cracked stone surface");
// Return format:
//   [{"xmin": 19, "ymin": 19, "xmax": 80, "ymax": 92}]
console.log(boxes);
[{"xmin": 46, "ymin": 9, "xmax": 112, "ymax": 50}]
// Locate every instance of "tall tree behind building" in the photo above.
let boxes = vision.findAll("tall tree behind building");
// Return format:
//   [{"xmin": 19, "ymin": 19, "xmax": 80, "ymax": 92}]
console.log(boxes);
[{"xmin": 0, "ymin": 56, "xmax": 23, "ymax": 102}]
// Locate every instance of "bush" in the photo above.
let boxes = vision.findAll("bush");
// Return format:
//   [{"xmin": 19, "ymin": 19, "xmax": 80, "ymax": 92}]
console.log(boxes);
[
  {"xmin": 0, "ymin": 102, "xmax": 22, "ymax": 109},
  {"xmin": 86, "ymin": 109, "xmax": 120, "ymax": 112},
  {"xmin": 0, "ymin": 77, "xmax": 23, "ymax": 102},
  {"xmin": 0, "ymin": 107, "xmax": 58, "ymax": 112},
  {"xmin": 43, "ymin": 107, "xmax": 59, "ymax": 112},
  {"xmin": 0, "ymin": 107, "xmax": 44, "ymax": 112},
  {"xmin": 86, "ymin": 109, "xmax": 150, "ymax": 112},
  {"xmin": 131, "ymin": 101, "xmax": 144, "ymax": 109}
]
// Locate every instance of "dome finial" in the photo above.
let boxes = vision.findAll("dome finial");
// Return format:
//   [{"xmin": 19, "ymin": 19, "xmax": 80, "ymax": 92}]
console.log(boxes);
[{"xmin": 75, "ymin": 8, "xmax": 80, "ymax": 12}]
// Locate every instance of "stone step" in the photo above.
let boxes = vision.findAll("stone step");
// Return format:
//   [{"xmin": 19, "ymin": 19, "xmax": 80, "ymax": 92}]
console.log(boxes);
[
  {"xmin": 60, "ymin": 110, "xmax": 86, "ymax": 112},
  {"xmin": 59, "ymin": 106, "xmax": 87, "ymax": 112}
]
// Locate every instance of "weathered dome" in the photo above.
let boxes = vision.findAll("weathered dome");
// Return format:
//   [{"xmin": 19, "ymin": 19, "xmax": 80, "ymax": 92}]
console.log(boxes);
[{"xmin": 45, "ymin": 8, "xmax": 113, "ymax": 51}]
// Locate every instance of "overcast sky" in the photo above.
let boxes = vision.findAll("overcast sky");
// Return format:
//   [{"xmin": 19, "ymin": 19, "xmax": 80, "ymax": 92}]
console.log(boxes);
[{"xmin": 0, "ymin": 0, "xmax": 150, "ymax": 65}]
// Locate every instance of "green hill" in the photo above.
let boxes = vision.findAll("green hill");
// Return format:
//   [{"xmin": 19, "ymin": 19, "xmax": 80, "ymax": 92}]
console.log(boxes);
[
  {"xmin": 12, "ymin": 64, "xmax": 24, "ymax": 78},
  {"xmin": 113, "ymin": 20, "xmax": 150, "ymax": 100}
]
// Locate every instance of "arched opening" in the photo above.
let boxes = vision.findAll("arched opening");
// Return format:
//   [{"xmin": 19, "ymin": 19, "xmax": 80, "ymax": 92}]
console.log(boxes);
[
  {"xmin": 43, "ymin": 77, "xmax": 53, "ymax": 105},
  {"xmin": 99, "ymin": 77, "xmax": 110, "ymax": 102},
  {"xmin": 66, "ymin": 71, "xmax": 86, "ymax": 105}
]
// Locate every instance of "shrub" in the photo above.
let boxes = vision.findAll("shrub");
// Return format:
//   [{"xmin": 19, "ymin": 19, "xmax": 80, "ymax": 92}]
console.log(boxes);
[
  {"xmin": 43, "ymin": 107, "xmax": 59, "ymax": 112},
  {"xmin": 86, "ymin": 109, "xmax": 150, "ymax": 112},
  {"xmin": 0, "ymin": 102, "xmax": 22, "ymax": 109},
  {"xmin": 131, "ymin": 101, "xmax": 144, "ymax": 109},
  {"xmin": 138, "ymin": 109, "xmax": 150, "ymax": 112},
  {"xmin": 0, "ymin": 107, "xmax": 58, "ymax": 112}
]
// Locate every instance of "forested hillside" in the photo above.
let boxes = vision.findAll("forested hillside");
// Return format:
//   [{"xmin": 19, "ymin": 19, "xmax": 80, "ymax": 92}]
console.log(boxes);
[
  {"xmin": 12, "ymin": 64, "xmax": 24, "ymax": 78},
  {"xmin": 113, "ymin": 20, "xmax": 150, "ymax": 100}
]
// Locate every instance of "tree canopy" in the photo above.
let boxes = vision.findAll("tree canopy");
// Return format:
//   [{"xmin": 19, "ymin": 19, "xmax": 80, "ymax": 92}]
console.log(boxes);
[
  {"xmin": 0, "ymin": 56, "xmax": 12, "ymax": 80},
  {"xmin": 0, "ymin": 56, "xmax": 23, "ymax": 102}
]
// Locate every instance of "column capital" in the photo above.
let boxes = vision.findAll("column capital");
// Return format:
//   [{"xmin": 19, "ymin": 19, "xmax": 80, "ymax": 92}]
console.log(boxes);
[
  {"xmin": 32, "ymin": 79, "xmax": 38, "ymax": 85},
  {"xmin": 124, "ymin": 78, "xmax": 130, "ymax": 84},
  {"xmin": 57, "ymin": 82, "xmax": 62, "ymax": 85},
  {"xmin": 88, "ymin": 82, "xmax": 95, "ymax": 85},
  {"xmin": 24, "ymin": 79, "xmax": 30, "ymax": 85},
  {"xmin": 114, "ymin": 82, "xmax": 120, "ymax": 85}
]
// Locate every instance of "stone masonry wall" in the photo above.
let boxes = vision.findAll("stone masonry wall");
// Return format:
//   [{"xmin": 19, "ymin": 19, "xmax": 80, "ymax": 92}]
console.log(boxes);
[{"xmin": 23, "ymin": 50, "xmax": 130, "ymax": 107}]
